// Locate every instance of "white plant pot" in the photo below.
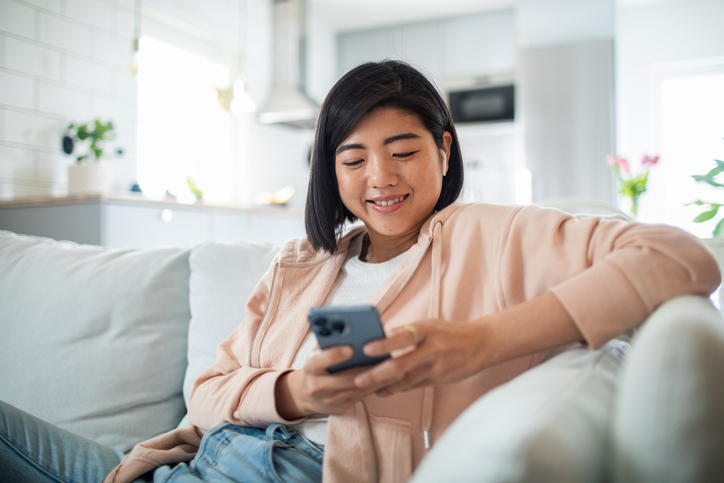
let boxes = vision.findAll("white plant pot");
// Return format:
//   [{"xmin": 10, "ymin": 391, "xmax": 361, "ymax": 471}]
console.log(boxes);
[{"xmin": 68, "ymin": 161, "xmax": 113, "ymax": 195}]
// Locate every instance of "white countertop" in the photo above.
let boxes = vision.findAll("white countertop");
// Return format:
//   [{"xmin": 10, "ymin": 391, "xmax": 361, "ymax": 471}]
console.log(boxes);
[{"xmin": 0, "ymin": 192, "xmax": 304, "ymax": 217}]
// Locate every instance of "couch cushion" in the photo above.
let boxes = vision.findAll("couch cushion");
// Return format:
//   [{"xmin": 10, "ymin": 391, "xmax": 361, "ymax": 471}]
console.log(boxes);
[
  {"xmin": 612, "ymin": 296, "xmax": 724, "ymax": 482},
  {"xmin": 411, "ymin": 340, "xmax": 628, "ymax": 483},
  {"xmin": 701, "ymin": 237, "xmax": 724, "ymax": 309},
  {"xmin": 0, "ymin": 231, "xmax": 191, "ymax": 452},
  {"xmin": 181, "ymin": 240, "xmax": 281, "ymax": 419}
]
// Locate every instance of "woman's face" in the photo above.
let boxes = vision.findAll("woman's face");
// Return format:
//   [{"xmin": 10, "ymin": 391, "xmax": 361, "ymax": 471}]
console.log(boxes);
[{"xmin": 335, "ymin": 107, "xmax": 452, "ymax": 242}]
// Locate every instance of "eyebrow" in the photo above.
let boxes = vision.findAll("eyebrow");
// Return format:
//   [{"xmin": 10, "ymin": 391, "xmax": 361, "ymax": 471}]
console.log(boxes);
[{"xmin": 335, "ymin": 132, "xmax": 422, "ymax": 155}]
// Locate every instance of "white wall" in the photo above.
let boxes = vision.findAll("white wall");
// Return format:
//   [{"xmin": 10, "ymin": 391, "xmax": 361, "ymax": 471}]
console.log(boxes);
[
  {"xmin": 615, "ymin": 0, "xmax": 724, "ymax": 157},
  {"xmin": 0, "ymin": 0, "xmax": 138, "ymax": 199}
]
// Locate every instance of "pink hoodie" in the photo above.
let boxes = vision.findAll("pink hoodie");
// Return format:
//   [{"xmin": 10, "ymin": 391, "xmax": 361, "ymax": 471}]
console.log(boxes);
[{"xmin": 105, "ymin": 202, "xmax": 720, "ymax": 483}]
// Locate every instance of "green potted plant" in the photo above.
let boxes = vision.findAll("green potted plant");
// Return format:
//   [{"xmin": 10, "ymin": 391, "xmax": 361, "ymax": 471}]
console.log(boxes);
[
  {"xmin": 688, "ymin": 151, "xmax": 724, "ymax": 236},
  {"xmin": 62, "ymin": 119, "xmax": 117, "ymax": 195}
]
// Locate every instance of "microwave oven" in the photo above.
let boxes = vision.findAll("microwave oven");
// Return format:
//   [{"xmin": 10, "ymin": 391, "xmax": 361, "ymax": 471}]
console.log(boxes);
[{"xmin": 448, "ymin": 84, "xmax": 515, "ymax": 124}]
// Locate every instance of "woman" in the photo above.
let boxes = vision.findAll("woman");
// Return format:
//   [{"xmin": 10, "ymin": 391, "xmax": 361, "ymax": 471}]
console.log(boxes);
[{"xmin": 2, "ymin": 60, "xmax": 720, "ymax": 483}]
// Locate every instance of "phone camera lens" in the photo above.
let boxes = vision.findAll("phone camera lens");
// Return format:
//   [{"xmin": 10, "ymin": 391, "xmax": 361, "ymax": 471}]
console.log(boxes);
[
  {"xmin": 332, "ymin": 321, "xmax": 346, "ymax": 334},
  {"xmin": 313, "ymin": 318, "xmax": 327, "ymax": 327},
  {"xmin": 319, "ymin": 327, "xmax": 331, "ymax": 336}
]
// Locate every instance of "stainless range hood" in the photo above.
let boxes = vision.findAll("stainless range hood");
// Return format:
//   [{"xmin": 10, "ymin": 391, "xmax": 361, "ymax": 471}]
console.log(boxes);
[{"xmin": 257, "ymin": 0, "xmax": 318, "ymax": 129}]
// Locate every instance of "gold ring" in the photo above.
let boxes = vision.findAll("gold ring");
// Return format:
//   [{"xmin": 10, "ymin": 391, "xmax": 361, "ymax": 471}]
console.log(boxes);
[{"xmin": 402, "ymin": 324, "xmax": 421, "ymax": 346}]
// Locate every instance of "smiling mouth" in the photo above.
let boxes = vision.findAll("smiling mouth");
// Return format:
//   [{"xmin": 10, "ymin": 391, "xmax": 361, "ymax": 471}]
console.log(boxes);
[{"xmin": 370, "ymin": 194, "xmax": 409, "ymax": 207}]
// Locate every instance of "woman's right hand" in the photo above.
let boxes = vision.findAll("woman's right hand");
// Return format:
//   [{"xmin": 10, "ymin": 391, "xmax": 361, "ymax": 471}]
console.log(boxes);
[{"xmin": 275, "ymin": 346, "xmax": 390, "ymax": 420}]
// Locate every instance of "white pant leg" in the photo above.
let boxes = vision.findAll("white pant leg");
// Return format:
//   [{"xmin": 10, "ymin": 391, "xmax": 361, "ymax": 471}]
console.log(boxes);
[{"xmin": 612, "ymin": 295, "xmax": 724, "ymax": 483}]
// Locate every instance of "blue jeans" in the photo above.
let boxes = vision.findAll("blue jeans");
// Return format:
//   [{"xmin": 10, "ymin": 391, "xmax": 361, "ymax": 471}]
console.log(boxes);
[
  {"xmin": 154, "ymin": 423, "xmax": 323, "ymax": 482},
  {"xmin": 0, "ymin": 400, "xmax": 124, "ymax": 482},
  {"xmin": 0, "ymin": 400, "xmax": 323, "ymax": 483}
]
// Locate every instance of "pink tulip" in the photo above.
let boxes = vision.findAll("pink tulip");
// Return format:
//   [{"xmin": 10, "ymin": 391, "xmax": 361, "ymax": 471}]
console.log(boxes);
[
  {"xmin": 607, "ymin": 154, "xmax": 629, "ymax": 172},
  {"xmin": 614, "ymin": 155, "xmax": 629, "ymax": 174},
  {"xmin": 642, "ymin": 155, "xmax": 659, "ymax": 166}
]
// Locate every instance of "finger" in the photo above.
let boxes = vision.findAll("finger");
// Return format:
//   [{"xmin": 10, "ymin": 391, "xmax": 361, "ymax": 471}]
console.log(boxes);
[
  {"xmin": 306, "ymin": 346, "xmax": 353, "ymax": 373},
  {"xmin": 354, "ymin": 347, "xmax": 430, "ymax": 390},
  {"xmin": 364, "ymin": 326, "xmax": 420, "ymax": 357}
]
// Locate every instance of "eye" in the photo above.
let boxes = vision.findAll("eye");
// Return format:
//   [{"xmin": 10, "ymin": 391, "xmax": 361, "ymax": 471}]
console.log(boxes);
[
  {"xmin": 393, "ymin": 151, "xmax": 418, "ymax": 159},
  {"xmin": 342, "ymin": 159, "xmax": 364, "ymax": 167}
]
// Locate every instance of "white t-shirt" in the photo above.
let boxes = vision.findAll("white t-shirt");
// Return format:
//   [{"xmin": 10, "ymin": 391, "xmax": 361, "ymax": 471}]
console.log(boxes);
[{"xmin": 289, "ymin": 237, "xmax": 406, "ymax": 446}]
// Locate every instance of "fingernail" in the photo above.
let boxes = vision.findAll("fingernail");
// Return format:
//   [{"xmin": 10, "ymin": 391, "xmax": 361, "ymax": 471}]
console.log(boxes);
[
  {"xmin": 354, "ymin": 376, "xmax": 365, "ymax": 387},
  {"xmin": 341, "ymin": 347, "xmax": 353, "ymax": 356}
]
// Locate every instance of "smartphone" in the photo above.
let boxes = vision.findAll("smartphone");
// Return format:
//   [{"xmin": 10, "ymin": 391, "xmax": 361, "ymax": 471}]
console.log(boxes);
[{"xmin": 308, "ymin": 305, "xmax": 390, "ymax": 373}]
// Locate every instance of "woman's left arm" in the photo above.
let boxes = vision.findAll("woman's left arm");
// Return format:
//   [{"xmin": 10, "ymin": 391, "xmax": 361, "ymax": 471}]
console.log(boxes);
[
  {"xmin": 355, "ymin": 291, "xmax": 580, "ymax": 395},
  {"xmin": 356, "ymin": 207, "xmax": 721, "ymax": 394}
]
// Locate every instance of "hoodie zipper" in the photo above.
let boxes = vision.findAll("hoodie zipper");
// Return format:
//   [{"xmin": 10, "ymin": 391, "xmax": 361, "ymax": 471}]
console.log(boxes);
[
  {"xmin": 371, "ymin": 230, "xmax": 437, "ymax": 482},
  {"xmin": 248, "ymin": 261, "xmax": 279, "ymax": 367}
]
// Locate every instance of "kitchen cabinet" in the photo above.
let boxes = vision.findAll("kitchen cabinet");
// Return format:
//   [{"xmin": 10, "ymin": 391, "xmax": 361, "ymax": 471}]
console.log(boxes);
[
  {"xmin": 441, "ymin": 12, "xmax": 517, "ymax": 79},
  {"xmin": 399, "ymin": 23, "xmax": 442, "ymax": 80},
  {"xmin": 338, "ymin": 29, "xmax": 397, "ymax": 73},
  {"xmin": 337, "ymin": 10, "xmax": 516, "ymax": 82},
  {"xmin": 518, "ymin": 39, "xmax": 615, "ymax": 204},
  {"xmin": 0, "ymin": 195, "xmax": 306, "ymax": 248}
]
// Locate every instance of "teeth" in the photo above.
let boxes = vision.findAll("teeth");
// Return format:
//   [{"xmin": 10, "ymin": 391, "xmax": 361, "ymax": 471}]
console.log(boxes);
[{"xmin": 373, "ymin": 196, "xmax": 405, "ymax": 207}]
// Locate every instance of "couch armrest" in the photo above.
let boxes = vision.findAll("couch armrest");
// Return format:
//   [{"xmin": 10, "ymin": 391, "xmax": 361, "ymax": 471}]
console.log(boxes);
[{"xmin": 701, "ymin": 237, "xmax": 724, "ymax": 309}]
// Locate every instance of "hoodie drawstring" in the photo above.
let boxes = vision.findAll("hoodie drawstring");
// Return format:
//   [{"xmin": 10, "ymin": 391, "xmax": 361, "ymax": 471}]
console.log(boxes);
[{"xmin": 422, "ymin": 219, "xmax": 444, "ymax": 449}]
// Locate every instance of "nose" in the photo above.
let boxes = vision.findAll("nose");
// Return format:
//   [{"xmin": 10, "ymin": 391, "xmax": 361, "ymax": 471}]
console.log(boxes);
[{"xmin": 367, "ymin": 154, "xmax": 398, "ymax": 189}]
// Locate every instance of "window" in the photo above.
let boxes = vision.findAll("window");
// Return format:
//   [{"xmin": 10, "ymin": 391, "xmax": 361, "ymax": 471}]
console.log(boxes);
[
  {"xmin": 644, "ymin": 67, "xmax": 724, "ymax": 238},
  {"xmin": 136, "ymin": 37, "xmax": 234, "ymax": 204}
]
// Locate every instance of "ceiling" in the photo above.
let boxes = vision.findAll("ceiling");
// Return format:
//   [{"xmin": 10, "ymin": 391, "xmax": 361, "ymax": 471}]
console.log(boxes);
[
  {"xmin": 307, "ymin": 0, "xmax": 685, "ymax": 33},
  {"xmin": 308, "ymin": 0, "xmax": 517, "ymax": 33}
]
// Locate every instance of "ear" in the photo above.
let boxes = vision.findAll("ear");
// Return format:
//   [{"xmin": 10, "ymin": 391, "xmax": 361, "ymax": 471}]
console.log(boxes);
[{"xmin": 440, "ymin": 131, "xmax": 453, "ymax": 177}]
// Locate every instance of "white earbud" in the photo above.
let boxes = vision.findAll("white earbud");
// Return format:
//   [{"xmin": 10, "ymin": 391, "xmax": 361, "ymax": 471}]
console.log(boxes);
[{"xmin": 440, "ymin": 149, "xmax": 448, "ymax": 177}]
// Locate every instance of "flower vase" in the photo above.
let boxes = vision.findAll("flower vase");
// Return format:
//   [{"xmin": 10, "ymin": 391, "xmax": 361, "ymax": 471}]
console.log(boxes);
[
  {"xmin": 617, "ymin": 195, "xmax": 639, "ymax": 220},
  {"xmin": 68, "ymin": 161, "xmax": 113, "ymax": 195}
]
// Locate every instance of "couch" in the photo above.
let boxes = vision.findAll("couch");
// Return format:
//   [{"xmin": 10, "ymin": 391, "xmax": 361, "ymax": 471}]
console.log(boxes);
[{"xmin": 1, "ymin": 229, "xmax": 723, "ymax": 482}]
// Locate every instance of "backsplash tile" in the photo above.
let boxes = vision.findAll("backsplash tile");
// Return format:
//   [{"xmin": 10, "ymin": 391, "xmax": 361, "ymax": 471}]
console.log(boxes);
[
  {"xmin": 0, "ymin": 0, "xmax": 139, "ymax": 197},
  {"xmin": 3, "ymin": 110, "xmax": 66, "ymax": 150},
  {"xmin": 0, "ymin": 1, "xmax": 35, "ymax": 39},
  {"xmin": 0, "ymin": 71, "xmax": 34, "ymax": 110},
  {"xmin": 4, "ymin": 36, "xmax": 62, "ymax": 81},
  {"xmin": 37, "ymin": 12, "xmax": 92, "ymax": 56},
  {"xmin": 65, "ymin": 0, "xmax": 114, "ymax": 32}
]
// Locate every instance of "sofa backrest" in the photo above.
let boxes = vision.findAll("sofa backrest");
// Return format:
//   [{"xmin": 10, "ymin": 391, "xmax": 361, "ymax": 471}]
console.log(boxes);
[
  {"xmin": 183, "ymin": 240, "xmax": 281, "ymax": 415},
  {"xmin": 0, "ymin": 230, "xmax": 192, "ymax": 452},
  {"xmin": 0, "ymin": 230, "xmax": 284, "ymax": 452}
]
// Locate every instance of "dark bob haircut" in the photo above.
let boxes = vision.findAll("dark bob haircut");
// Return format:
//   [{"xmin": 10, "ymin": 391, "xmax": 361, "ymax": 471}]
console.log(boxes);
[{"xmin": 304, "ymin": 60, "xmax": 464, "ymax": 253}]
